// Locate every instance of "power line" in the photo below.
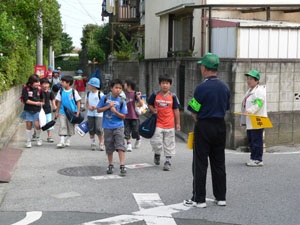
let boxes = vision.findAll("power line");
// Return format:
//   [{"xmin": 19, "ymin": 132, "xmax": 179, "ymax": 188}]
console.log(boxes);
[{"xmin": 77, "ymin": 0, "xmax": 99, "ymax": 25}]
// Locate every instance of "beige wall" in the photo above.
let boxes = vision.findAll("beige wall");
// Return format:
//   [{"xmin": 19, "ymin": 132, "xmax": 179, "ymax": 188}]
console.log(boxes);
[
  {"xmin": 145, "ymin": 0, "xmax": 201, "ymax": 59},
  {"xmin": 145, "ymin": 0, "xmax": 300, "ymax": 59}
]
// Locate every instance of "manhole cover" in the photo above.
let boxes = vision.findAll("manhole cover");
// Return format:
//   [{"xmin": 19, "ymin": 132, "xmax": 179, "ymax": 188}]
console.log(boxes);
[{"xmin": 58, "ymin": 166, "xmax": 102, "ymax": 177}]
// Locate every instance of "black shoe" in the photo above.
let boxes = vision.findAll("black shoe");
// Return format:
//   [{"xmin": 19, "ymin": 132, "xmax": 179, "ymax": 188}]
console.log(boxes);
[
  {"xmin": 154, "ymin": 154, "xmax": 160, "ymax": 165},
  {"xmin": 163, "ymin": 161, "xmax": 171, "ymax": 171},
  {"xmin": 120, "ymin": 165, "xmax": 127, "ymax": 176},
  {"xmin": 107, "ymin": 165, "xmax": 114, "ymax": 174}
]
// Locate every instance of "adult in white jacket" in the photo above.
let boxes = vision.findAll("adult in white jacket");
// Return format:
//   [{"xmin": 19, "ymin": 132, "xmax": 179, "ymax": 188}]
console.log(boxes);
[{"xmin": 241, "ymin": 70, "xmax": 267, "ymax": 167}]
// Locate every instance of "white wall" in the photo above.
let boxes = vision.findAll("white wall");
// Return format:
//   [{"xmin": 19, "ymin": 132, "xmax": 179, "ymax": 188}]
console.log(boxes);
[
  {"xmin": 145, "ymin": 0, "xmax": 201, "ymax": 59},
  {"xmin": 238, "ymin": 28, "xmax": 300, "ymax": 58}
]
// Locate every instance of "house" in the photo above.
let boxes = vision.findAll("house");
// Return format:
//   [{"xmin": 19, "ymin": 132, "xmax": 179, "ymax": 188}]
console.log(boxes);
[{"xmin": 103, "ymin": 1, "xmax": 300, "ymax": 149}]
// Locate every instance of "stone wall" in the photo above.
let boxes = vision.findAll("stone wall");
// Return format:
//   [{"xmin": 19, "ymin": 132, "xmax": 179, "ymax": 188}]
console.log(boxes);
[
  {"xmin": 0, "ymin": 85, "xmax": 23, "ymax": 145},
  {"xmin": 83, "ymin": 58, "xmax": 300, "ymax": 149}
]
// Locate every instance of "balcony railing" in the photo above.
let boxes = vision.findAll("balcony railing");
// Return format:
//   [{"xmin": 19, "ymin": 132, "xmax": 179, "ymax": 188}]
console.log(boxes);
[{"xmin": 117, "ymin": 0, "xmax": 140, "ymax": 23}]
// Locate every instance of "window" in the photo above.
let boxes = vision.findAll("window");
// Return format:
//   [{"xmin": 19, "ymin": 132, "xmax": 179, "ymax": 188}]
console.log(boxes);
[{"xmin": 168, "ymin": 13, "xmax": 193, "ymax": 57}]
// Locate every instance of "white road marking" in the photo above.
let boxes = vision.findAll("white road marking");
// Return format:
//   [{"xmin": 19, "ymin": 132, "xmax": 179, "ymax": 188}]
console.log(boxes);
[
  {"xmin": 126, "ymin": 163, "xmax": 153, "ymax": 169},
  {"xmin": 133, "ymin": 193, "xmax": 165, "ymax": 210},
  {"xmin": 51, "ymin": 191, "xmax": 81, "ymax": 199},
  {"xmin": 225, "ymin": 150, "xmax": 300, "ymax": 155},
  {"xmin": 82, "ymin": 193, "xmax": 191, "ymax": 225},
  {"xmin": 91, "ymin": 175, "xmax": 123, "ymax": 180},
  {"xmin": 11, "ymin": 211, "xmax": 42, "ymax": 225}
]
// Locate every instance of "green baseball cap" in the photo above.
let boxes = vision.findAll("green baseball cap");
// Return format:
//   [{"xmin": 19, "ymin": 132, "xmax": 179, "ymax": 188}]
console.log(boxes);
[
  {"xmin": 245, "ymin": 69, "xmax": 260, "ymax": 80},
  {"xmin": 197, "ymin": 52, "xmax": 220, "ymax": 70}
]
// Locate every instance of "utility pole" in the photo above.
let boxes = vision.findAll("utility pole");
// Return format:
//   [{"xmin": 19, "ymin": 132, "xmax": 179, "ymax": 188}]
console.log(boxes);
[{"xmin": 36, "ymin": 5, "xmax": 43, "ymax": 65}]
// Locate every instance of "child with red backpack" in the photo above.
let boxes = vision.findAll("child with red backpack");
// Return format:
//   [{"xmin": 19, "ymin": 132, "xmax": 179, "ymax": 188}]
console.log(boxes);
[
  {"xmin": 74, "ymin": 69, "xmax": 87, "ymax": 111},
  {"xmin": 20, "ymin": 74, "xmax": 44, "ymax": 148}
]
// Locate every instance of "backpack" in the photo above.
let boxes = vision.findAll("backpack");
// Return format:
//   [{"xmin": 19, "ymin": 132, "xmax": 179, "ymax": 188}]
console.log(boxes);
[
  {"xmin": 59, "ymin": 89, "xmax": 84, "ymax": 124},
  {"xmin": 87, "ymin": 90, "xmax": 102, "ymax": 100},
  {"xmin": 149, "ymin": 90, "xmax": 178, "ymax": 107},
  {"xmin": 103, "ymin": 92, "xmax": 125, "ymax": 109},
  {"xmin": 20, "ymin": 85, "xmax": 42, "ymax": 104},
  {"xmin": 139, "ymin": 114, "xmax": 157, "ymax": 138}
]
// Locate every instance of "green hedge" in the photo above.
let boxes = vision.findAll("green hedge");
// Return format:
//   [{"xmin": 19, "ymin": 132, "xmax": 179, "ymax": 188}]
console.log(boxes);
[{"xmin": 55, "ymin": 57, "xmax": 79, "ymax": 71}]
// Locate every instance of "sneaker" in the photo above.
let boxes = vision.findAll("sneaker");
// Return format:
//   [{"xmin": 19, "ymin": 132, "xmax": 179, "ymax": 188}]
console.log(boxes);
[
  {"xmin": 57, "ymin": 142, "xmax": 65, "ymax": 148},
  {"xmin": 47, "ymin": 137, "xmax": 54, "ymax": 143},
  {"xmin": 163, "ymin": 161, "xmax": 171, "ymax": 171},
  {"xmin": 246, "ymin": 159, "xmax": 263, "ymax": 167},
  {"xmin": 25, "ymin": 141, "xmax": 32, "ymax": 148},
  {"xmin": 36, "ymin": 138, "xmax": 42, "ymax": 146},
  {"xmin": 120, "ymin": 165, "xmax": 127, "ymax": 176},
  {"xmin": 183, "ymin": 199, "xmax": 207, "ymax": 208},
  {"xmin": 65, "ymin": 139, "xmax": 71, "ymax": 147},
  {"xmin": 154, "ymin": 154, "xmax": 160, "ymax": 165},
  {"xmin": 107, "ymin": 165, "xmax": 114, "ymax": 174},
  {"xmin": 91, "ymin": 143, "xmax": 96, "ymax": 151},
  {"xmin": 31, "ymin": 134, "xmax": 37, "ymax": 141},
  {"xmin": 99, "ymin": 143, "xmax": 105, "ymax": 151},
  {"xmin": 126, "ymin": 143, "xmax": 132, "ymax": 152},
  {"xmin": 215, "ymin": 200, "xmax": 227, "ymax": 206},
  {"xmin": 134, "ymin": 140, "xmax": 141, "ymax": 149}
]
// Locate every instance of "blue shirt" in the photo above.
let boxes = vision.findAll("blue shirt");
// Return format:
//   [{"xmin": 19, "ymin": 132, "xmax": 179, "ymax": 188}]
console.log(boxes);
[
  {"xmin": 187, "ymin": 76, "xmax": 230, "ymax": 119},
  {"xmin": 97, "ymin": 94, "xmax": 128, "ymax": 129},
  {"xmin": 55, "ymin": 88, "xmax": 81, "ymax": 115}
]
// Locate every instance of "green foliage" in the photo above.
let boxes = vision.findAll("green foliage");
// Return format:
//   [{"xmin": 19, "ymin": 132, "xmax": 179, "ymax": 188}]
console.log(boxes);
[
  {"xmin": 114, "ymin": 32, "xmax": 138, "ymax": 60},
  {"xmin": 60, "ymin": 33, "xmax": 74, "ymax": 54},
  {"xmin": 81, "ymin": 24, "xmax": 109, "ymax": 62},
  {"xmin": 55, "ymin": 57, "xmax": 79, "ymax": 71},
  {"xmin": 0, "ymin": 0, "xmax": 63, "ymax": 94}
]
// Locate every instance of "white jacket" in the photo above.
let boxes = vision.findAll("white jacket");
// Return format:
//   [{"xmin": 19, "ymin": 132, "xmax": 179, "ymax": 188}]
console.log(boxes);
[{"xmin": 240, "ymin": 85, "xmax": 267, "ymax": 129}]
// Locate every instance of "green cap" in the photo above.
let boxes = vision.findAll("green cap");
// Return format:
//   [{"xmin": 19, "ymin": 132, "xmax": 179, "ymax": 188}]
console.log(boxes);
[
  {"xmin": 197, "ymin": 52, "xmax": 220, "ymax": 70},
  {"xmin": 245, "ymin": 69, "xmax": 260, "ymax": 80}
]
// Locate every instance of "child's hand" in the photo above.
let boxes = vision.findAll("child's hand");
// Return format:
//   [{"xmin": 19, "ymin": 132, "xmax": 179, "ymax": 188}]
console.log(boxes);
[
  {"xmin": 108, "ymin": 102, "xmax": 114, "ymax": 108},
  {"xmin": 110, "ymin": 106, "xmax": 117, "ymax": 113},
  {"xmin": 136, "ymin": 92, "xmax": 141, "ymax": 99},
  {"xmin": 176, "ymin": 124, "xmax": 181, "ymax": 131}
]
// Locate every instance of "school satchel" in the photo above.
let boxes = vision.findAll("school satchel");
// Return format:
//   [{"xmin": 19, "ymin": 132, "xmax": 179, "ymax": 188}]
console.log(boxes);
[
  {"xmin": 139, "ymin": 114, "xmax": 157, "ymax": 139},
  {"xmin": 64, "ymin": 106, "xmax": 84, "ymax": 124}
]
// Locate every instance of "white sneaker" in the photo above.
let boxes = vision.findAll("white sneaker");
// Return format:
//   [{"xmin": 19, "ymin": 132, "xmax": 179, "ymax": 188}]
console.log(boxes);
[
  {"xmin": 57, "ymin": 142, "xmax": 65, "ymax": 148},
  {"xmin": 216, "ymin": 200, "xmax": 227, "ymax": 206},
  {"xmin": 246, "ymin": 159, "xmax": 263, "ymax": 167},
  {"xmin": 25, "ymin": 141, "xmax": 32, "ymax": 148},
  {"xmin": 134, "ymin": 140, "xmax": 141, "ymax": 149},
  {"xmin": 65, "ymin": 139, "xmax": 70, "ymax": 147},
  {"xmin": 126, "ymin": 143, "xmax": 132, "ymax": 152},
  {"xmin": 91, "ymin": 143, "xmax": 96, "ymax": 151},
  {"xmin": 99, "ymin": 143, "xmax": 105, "ymax": 151},
  {"xmin": 36, "ymin": 138, "xmax": 42, "ymax": 146},
  {"xmin": 183, "ymin": 199, "xmax": 207, "ymax": 208}
]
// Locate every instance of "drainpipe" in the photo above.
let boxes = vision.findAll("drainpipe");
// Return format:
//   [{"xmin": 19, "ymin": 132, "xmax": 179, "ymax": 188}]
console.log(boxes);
[
  {"xmin": 201, "ymin": 0, "xmax": 206, "ymax": 55},
  {"xmin": 208, "ymin": 5, "xmax": 212, "ymax": 52}
]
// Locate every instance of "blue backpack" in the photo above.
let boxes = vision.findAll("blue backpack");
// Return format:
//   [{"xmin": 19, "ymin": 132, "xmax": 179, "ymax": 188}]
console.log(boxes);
[{"xmin": 139, "ymin": 114, "xmax": 157, "ymax": 139}]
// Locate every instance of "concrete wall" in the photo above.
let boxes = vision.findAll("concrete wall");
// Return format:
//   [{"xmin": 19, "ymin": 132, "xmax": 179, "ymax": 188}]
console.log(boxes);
[
  {"xmin": 0, "ymin": 86, "xmax": 23, "ymax": 146},
  {"xmin": 138, "ymin": 58, "xmax": 300, "ymax": 150},
  {"xmin": 99, "ymin": 58, "xmax": 300, "ymax": 149}
]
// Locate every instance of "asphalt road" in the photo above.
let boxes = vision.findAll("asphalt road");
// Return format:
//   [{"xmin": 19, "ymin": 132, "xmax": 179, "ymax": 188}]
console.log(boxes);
[{"xmin": 0, "ymin": 119, "xmax": 300, "ymax": 225}]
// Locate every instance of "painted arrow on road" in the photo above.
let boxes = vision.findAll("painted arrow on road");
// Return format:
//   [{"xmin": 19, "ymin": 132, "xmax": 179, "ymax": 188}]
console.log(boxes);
[{"xmin": 81, "ymin": 193, "xmax": 191, "ymax": 225}]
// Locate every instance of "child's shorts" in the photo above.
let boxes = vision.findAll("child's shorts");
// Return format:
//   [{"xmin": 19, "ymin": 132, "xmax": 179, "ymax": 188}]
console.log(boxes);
[
  {"xmin": 104, "ymin": 127, "xmax": 126, "ymax": 153},
  {"xmin": 20, "ymin": 110, "xmax": 39, "ymax": 122},
  {"xmin": 45, "ymin": 113, "xmax": 54, "ymax": 130},
  {"xmin": 87, "ymin": 116, "xmax": 103, "ymax": 135},
  {"xmin": 58, "ymin": 114, "xmax": 75, "ymax": 136}
]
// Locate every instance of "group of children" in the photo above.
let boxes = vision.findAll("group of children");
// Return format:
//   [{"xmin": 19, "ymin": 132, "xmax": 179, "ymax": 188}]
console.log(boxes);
[{"xmin": 21, "ymin": 73, "xmax": 181, "ymax": 176}]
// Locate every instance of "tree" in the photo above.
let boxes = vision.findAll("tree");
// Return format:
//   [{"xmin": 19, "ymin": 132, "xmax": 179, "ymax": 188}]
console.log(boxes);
[
  {"xmin": 60, "ymin": 33, "xmax": 74, "ymax": 54},
  {"xmin": 0, "ymin": 0, "xmax": 64, "ymax": 93}
]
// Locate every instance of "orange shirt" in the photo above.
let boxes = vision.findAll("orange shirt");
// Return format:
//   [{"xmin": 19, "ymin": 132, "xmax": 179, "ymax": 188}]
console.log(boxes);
[{"xmin": 154, "ymin": 92, "xmax": 175, "ymax": 129}]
